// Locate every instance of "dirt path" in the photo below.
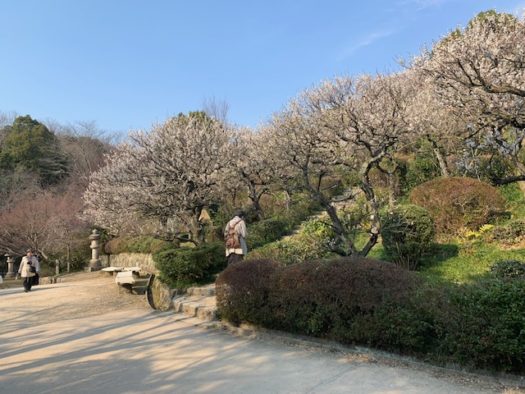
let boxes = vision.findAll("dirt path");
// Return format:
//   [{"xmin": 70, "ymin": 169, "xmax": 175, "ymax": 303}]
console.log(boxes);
[{"xmin": 0, "ymin": 274, "xmax": 522, "ymax": 393}]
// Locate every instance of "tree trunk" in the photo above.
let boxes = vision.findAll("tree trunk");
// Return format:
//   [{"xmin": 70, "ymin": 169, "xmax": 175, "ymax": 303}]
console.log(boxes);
[
  {"xmin": 324, "ymin": 203, "xmax": 357, "ymax": 256},
  {"xmin": 357, "ymin": 159, "xmax": 381, "ymax": 257},
  {"xmin": 187, "ymin": 206, "xmax": 205, "ymax": 245},
  {"xmin": 247, "ymin": 182, "xmax": 265, "ymax": 220},
  {"xmin": 358, "ymin": 181, "xmax": 380, "ymax": 257},
  {"xmin": 302, "ymin": 168, "xmax": 357, "ymax": 256},
  {"xmin": 429, "ymin": 138, "xmax": 450, "ymax": 177}
]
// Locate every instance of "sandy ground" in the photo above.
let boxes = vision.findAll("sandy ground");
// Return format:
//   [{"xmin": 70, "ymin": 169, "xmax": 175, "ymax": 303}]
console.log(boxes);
[{"xmin": 0, "ymin": 274, "xmax": 522, "ymax": 394}]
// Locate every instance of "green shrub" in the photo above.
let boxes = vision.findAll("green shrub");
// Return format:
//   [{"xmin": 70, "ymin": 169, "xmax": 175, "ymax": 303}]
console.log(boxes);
[
  {"xmin": 381, "ymin": 205, "xmax": 435, "ymax": 270},
  {"xmin": 490, "ymin": 260, "xmax": 525, "ymax": 280},
  {"xmin": 248, "ymin": 217, "xmax": 336, "ymax": 265},
  {"xmin": 440, "ymin": 279, "xmax": 525, "ymax": 372},
  {"xmin": 403, "ymin": 153, "xmax": 441, "ymax": 192},
  {"xmin": 248, "ymin": 218, "xmax": 289, "ymax": 249},
  {"xmin": 154, "ymin": 242, "xmax": 225, "ymax": 288},
  {"xmin": 104, "ymin": 236, "xmax": 174, "ymax": 255},
  {"xmin": 348, "ymin": 285, "xmax": 446, "ymax": 354},
  {"xmin": 410, "ymin": 177, "xmax": 506, "ymax": 235}
]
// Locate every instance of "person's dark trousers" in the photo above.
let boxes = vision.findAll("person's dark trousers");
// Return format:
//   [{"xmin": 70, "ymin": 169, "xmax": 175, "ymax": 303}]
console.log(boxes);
[
  {"xmin": 227, "ymin": 253, "xmax": 244, "ymax": 265},
  {"xmin": 23, "ymin": 277, "xmax": 33, "ymax": 292}
]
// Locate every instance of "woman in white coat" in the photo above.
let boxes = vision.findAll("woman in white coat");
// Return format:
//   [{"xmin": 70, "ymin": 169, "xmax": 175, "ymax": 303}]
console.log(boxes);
[{"xmin": 17, "ymin": 249, "xmax": 39, "ymax": 292}]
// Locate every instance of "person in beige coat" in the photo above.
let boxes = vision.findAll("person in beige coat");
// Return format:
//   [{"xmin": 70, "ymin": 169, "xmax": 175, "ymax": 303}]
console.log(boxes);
[
  {"xmin": 224, "ymin": 210, "xmax": 248, "ymax": 265},
  {"xmin": 17, "ymin": 249, "xmax": 40, "ymax": 292}
]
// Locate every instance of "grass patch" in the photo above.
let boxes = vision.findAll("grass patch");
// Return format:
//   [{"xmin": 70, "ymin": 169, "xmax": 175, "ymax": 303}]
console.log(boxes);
[
  {"xmin": 418, "ymin": 242, "xmax": 525, "ymax": 284},
  {"xmin": 499, "ymin": 183, "xmax": 525, "ymax": 218},
  {"xmin": 365, "ymin": 237, "xmax": 525, "ymax": 284}
]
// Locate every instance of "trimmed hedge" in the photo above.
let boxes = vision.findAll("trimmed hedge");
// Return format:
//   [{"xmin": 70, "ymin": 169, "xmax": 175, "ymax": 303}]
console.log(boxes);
[
  {"xmin": 217, "ymin": 257, "xmax": 422, "ymax": 338},
  {"xmin": 410, "ymin": 177, "xmax": 506, "ymax": 235},
  {"xmin": 154, "ymin": 242, "xmax": 226, "ymax": 289},
  {"xmin": 439, "ymin": 278, "xmax": 525, "ymax": 372},
  {"xmin": 217, "ymin": 258, "xmax": 525, "ymax": 373},
  {"xmin": 381, "ymin": 205, "xmax": 435, "ymax": 270}
]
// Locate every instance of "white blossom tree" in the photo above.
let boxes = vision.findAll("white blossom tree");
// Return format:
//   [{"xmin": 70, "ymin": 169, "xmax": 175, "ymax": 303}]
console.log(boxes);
[
  {"xmin": 84, "ymin": 112, "xmax": 233, "ymax": 244},
  {"xmin": 267, "ymin": 74, "xmax": 415, "ymax": 256},
  {"xmin": 406, "ymin": 71, "xmax": 470, "ymax": 177},
  {"xmin": 417, "ymin": 10, "xmax": 525, "ymax": 185},
  {"xmin": 230, "ymin": 128, "xmax": 278, "ymax": 219}
]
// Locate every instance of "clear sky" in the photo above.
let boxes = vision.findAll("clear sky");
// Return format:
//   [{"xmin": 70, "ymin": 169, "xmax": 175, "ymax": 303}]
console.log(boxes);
[{"xmin": 1, "ymin": 0, "xmax": 524, "ymax": 134}]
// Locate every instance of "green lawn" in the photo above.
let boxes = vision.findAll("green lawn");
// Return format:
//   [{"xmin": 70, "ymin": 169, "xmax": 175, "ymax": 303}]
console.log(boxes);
[
  {"xmin": 368, "ymin": 238, "xmax": 525, "ymax": 284},
  {"xmin": 418, "ymin": 242, "xmax": 525, "ymax": 283}
]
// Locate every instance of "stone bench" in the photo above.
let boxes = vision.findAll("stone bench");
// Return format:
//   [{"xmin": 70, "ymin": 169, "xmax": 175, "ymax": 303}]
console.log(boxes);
[
  {"xmin": 101, "ymin": 267, "xmax": 124, "ymax": 275},
  {"xmin": 102, "ymin": 266, "xmax": 141, "ymax": 276},
  {"xmin": 115, "ymin": 270, "xmax": 151, "ymax": 295}
]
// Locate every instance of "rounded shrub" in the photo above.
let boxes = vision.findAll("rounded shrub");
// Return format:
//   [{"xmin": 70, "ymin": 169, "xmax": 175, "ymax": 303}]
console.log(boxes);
[
  {"xmin": 154, "ymin": 242, "xmax": 225, "ymax": 289},
  {"xmin": 404, "ymin": 153, "xmax": 441, "ymax": 192},
  {"xmin": 381, "ymin": 205, "xmax": 435, "ymax": 270},
  {"xmin": 409, "ymin": 177, "xmax": 506, "ymax": 235}
]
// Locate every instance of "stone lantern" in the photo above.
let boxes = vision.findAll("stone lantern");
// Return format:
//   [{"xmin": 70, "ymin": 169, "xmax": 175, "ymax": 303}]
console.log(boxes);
[
  {"xmin": 4, "ymin": 253, "xmax": 15, "ymax": 279},
  {"xmin": 88, "ymin": 229, "xmax": 102, "ymax": 271}
]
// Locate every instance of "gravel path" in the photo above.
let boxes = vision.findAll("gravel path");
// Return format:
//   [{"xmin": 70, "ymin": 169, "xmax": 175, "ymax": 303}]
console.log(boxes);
[
  {"xmin": 0, "ymin": 274, "xmax": 522, "ymax": 394},
  {"xmin": 0, "ymin": 273, "xmax": 148, "ymax": 336}
]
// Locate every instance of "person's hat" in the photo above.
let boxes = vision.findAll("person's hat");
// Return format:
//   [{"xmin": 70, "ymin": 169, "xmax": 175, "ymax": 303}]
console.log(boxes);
[{"xmin": 26, "ymin": 248, "xmax": 33, "ymax": 253}]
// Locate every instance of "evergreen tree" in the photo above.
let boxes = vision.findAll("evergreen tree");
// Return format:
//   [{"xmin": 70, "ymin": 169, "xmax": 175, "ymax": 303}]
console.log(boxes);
[{"xmin": 0, "ymin": 115, "xmax": 69, "ymax": 186}]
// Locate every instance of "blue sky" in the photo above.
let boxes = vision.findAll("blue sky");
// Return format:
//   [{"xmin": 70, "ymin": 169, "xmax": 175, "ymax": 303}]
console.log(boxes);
[{"xmin": 1, "ymin": 0, "xmax": 524, "ymax": 134}]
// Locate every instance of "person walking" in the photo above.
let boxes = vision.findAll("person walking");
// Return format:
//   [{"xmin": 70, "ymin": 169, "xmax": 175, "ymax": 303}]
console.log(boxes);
[
  {"xmin": 224, "ymin": 210, "xmax": 248, "ymax": 265},
  {"xmin": 17, "ymin": 249, "xmax": 40, "ymax": 292}
]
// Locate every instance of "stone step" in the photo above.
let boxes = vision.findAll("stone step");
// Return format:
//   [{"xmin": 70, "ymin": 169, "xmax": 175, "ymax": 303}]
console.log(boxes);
[
  {"xmin": 173, "ymin": 295, "xmax": 216, "ymax": 311},
  {"xmin": 172, "ymin": 294, "xmax": 217, "ymax": 322},
  {"xmin": 186, "ymin": 284, "xmax": 215, "ymax": 297},
  {"xmin": 175, "ymin": 301, "xmax": 217, "ymax": 322}
]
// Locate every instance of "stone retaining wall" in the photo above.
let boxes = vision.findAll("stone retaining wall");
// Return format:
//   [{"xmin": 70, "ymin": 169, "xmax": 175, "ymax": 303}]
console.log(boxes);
[{"xmin": 101, "ymin": 253, "xmax": 157, "ymax": 273}]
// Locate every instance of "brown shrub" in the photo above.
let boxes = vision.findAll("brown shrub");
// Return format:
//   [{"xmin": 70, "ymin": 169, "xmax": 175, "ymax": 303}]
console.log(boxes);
[
  {"xmin": 216, "ymin": 259, "xmax": 280, "ymax": 325},
  {"xmin": 409, "ymin": 177, "xmax": 505, "ymax": 235},
  {"xmin": 216, "ymin": 256, "xmax": 421, "ymax": 336},
  {"xmin": 267, "ymin": 257, "xmax": 421, "ymax": 335}
]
